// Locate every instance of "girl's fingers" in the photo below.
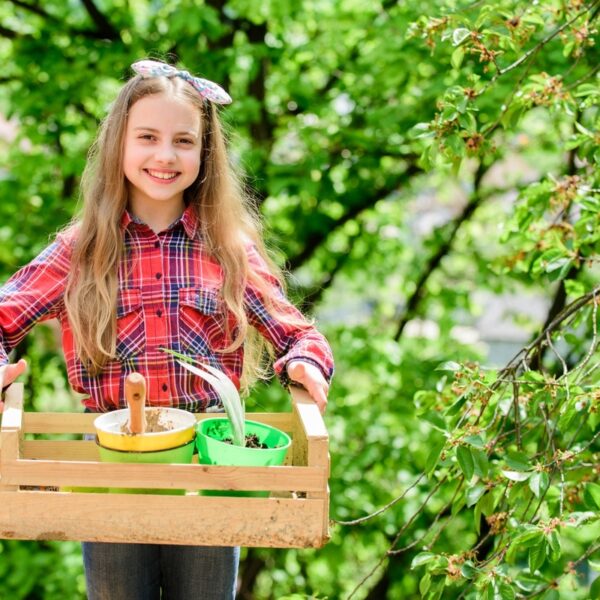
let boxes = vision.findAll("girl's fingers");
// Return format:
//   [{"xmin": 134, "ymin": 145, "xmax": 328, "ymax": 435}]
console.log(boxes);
[
  {"xmin": 0, "ymin": 359, "xmax": 27, "ymax": 413},
  {"xmin": 287, "ymin": 360, "xmax": 329, "ymax": 414},
  {"xmin": 0, "ymin": 359, "xmax": 27, "ymax": 389}
]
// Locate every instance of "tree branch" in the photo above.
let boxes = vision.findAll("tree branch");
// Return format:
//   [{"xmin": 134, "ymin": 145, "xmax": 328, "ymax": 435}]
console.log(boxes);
[
  {"xmin": 8, "ymin": 0, "xmax": 59, "ymax": 22},
  {"xmin": 0, "ymin": 25, "xmax": 22, "ymax": 38},
  {"xmin": 79, "ymin": 0, "xmax": 120, "ymax": 40},
  {"xmin": 529, "ymin": 114, "xmax": 583, "ymax": 370},
  {"xmin": 393, "ymin": 162, "xmax": 489, "ymax": 341},
  {"xmin": 297, "ymin": 223, "xmax": 364, "ymax": 312},
  {"xmin": 287, "ymin": 162, "xmax": 421, "ymax": 271}
]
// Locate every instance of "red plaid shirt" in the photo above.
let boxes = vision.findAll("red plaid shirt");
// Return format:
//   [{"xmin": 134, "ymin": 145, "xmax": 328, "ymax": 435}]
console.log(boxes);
[{"xmin": 0, "ymin": 206, "xmax": 334, "ymax": 412}]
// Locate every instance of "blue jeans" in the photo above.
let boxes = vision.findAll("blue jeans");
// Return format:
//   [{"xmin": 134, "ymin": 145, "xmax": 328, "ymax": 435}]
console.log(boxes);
[{"xmin": 82, "ymin": 542, "xmax": 239, "ymax": 599}]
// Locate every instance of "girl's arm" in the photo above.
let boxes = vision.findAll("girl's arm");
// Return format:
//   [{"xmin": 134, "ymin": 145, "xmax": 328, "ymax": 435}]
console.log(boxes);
[
  {"xmin": 244, "ymin": 245, "xmax": 334, "ymax": 411},
  {"xmin": 0, "ymin": 235, "xmax": 72, "ymax": 376}
]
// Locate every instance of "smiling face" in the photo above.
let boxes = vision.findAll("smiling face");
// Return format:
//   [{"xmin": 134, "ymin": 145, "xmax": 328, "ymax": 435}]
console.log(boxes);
[{"xmin": 122, "ymin": 92, "xmax": 202, "ymax": 225}]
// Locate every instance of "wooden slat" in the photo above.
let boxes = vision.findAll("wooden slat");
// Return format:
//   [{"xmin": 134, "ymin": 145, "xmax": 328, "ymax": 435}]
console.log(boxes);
[
  {"xmin": 23, "ymin": 412, "xmax": 294, "ymax": 434},
  {"xmin": 23, "ymin": 440, "xmax": 100, "ymax": 461},
  {"xmin": 0, "ymin": 491, "xmax": 328, "ymax": 547},
  {"xmin": 23, "ymin": 413, "xmax": 96, "ymax": 434},
  {"xmin": 1, "ymin": 384, "xmax": 24, "ymax": 431},
  {"xmin": 2, "ymin": 459, "xmax": 327, "ymax": 492},
  {"xmin": 0, "ymin": 385, "xmax": 24, "ymax": 491},
  {"xmin": 291, "ymin": 387, "xmax": 330, "ymax": 539},
  {"xmin": 23, "ymin": 439, "xmax": 296, "ymax": 466},
  {"xmin": 291, "ymin": 387, "xmax": 328, "ymax": 440}
]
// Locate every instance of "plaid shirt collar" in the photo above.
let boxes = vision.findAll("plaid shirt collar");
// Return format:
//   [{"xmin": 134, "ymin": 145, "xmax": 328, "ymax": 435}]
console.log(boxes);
[{"xmin": 119, "ymin": 203, "xmax": 200, "ymax": 239}]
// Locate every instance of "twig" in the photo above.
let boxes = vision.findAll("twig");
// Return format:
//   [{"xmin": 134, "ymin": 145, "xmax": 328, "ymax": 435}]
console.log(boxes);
[
  {"xmin": 388, "ymin": 478, "xmax": 464, "ymax": 555},
  {"xmin": 496, "ymin": 1, "xmax": 599, "ymax": 78},
  {"xmin": 513, "ymin": 380, "xmax": 521, "ymax": 448},
  {"xmin": 346, "ymin": 476, "xmax": 448, "ymax": 599},
  {"xmin": 565, "ymin": 63, "xmax": 600, "ymax": 91},
  {"xmin": 333, "ymin": 472, "xmax": 426, "ymax": 526}
]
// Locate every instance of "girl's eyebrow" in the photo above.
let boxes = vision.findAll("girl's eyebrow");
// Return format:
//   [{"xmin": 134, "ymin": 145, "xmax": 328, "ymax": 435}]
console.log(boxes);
[{"xmin": 133, "ymin": 126, "xmax": 198, "ymax": 138}]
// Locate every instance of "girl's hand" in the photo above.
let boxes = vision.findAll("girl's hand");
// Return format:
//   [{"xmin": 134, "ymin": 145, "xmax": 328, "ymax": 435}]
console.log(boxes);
[
  {"xmin": 0, "ymin": 359, "xmax": 27, "ymax": 412},
  {"xmin": 286, "ymin": 360, "xmax": 329, "ymax": 415}
]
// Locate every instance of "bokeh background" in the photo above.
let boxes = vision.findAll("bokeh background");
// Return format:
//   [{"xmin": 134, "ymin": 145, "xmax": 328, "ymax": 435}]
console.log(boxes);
[{"xmin": 0, "ymin": 1, "xmax": 599, "ymax": 598}]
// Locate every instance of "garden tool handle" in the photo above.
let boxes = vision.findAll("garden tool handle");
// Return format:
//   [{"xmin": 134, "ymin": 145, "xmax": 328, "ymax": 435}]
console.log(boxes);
[{"xmin": 125, "ymin": 372, "xmax": 146, "ymax": 434}]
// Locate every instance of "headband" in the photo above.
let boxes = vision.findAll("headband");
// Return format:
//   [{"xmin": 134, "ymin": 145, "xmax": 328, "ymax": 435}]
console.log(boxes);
[{"xmin": 131, "ymin": 60, "xmax": 232, "ymax": 105}]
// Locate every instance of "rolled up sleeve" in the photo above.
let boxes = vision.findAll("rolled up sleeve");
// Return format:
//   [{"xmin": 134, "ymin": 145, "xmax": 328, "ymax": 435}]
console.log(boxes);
[
  {"xmin": 0, "ymin": 235, "xmax": 72, "ymax": 362},
  {"xmin": 244, "ymin": 244, "xmax": 334, "ymax": 387}
]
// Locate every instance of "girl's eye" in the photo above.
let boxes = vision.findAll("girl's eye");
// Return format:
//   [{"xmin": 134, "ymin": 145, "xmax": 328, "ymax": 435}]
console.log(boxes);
[
  {"xmin": 139, "ymin": 134, "xmax": 155, "ymax": 141},
  {"xmin": 177, "ymin": 138, "xmax": 194, "ymax": 145}
]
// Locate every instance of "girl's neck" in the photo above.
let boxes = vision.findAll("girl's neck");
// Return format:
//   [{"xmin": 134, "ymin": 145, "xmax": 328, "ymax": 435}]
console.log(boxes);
[{"xmin": 127, "ymin": 199, "xmax": 185, "ymax": 234}]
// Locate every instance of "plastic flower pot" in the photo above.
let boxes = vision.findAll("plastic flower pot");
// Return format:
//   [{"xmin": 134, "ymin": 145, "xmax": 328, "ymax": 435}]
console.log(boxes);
[
  {"xmin": 94, "ymin": 407, "xmax": 196, "ymax": 452},
  {"xmin": 96, "ymin": 438, "xmax": 195, "ymax": 495},
  {"xmin": 196, "ymin": 418, "xmax": 292, "ymax": 497}
]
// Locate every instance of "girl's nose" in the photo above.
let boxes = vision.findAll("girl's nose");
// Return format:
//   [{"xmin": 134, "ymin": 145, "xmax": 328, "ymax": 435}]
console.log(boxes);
[{"xmin": 154, "ymin": 143, "xmax": 176, "ymax": 163}]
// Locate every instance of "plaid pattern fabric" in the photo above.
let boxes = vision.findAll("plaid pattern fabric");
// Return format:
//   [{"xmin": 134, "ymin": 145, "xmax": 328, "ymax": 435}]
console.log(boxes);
[{"xmin": 0, "ymin": 206, "xmax": 334, "ymax": 412}]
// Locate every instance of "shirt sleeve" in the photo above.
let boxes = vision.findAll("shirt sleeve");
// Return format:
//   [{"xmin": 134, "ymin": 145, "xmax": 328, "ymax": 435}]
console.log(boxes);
[
  {"xmin": 243, "ymin": 244, "xmax": 334, "ymax": 386},
  {"xmin": 0, "ymin": 235, "xmax": 72, "ymax": 365}
]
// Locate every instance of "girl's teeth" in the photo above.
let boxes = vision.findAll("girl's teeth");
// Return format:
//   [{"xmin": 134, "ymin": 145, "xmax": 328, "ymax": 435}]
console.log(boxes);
[{"xmin": 148, "ymin": 170, "xmax": 177, "ymax": 180}]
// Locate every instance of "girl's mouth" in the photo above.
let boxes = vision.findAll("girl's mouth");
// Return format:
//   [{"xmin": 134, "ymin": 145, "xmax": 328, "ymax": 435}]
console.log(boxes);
[{"xmin": 145, "ymin": 169, "xmax": 180, "ymax": 182}]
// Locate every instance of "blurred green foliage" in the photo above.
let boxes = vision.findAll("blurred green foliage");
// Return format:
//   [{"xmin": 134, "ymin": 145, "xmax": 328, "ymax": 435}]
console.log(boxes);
[{"xmin": 0, "ymin": 0, "xmax": 599, "ymax": 598}]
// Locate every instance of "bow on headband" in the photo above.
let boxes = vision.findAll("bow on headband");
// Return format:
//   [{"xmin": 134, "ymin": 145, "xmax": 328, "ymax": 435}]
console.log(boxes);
[{"xmin": 131, "ymin": 60, "xmax": 232, "ymax": 105}]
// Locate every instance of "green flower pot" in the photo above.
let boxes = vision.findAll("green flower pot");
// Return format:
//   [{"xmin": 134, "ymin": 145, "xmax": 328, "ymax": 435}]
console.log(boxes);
[
  {"xmin": 97, "ymin": 438, "xmax": 195, "ymax": 495},
  {"xmin": 196, "ymin": 418, "xmax": 291, "ymax": 497}
]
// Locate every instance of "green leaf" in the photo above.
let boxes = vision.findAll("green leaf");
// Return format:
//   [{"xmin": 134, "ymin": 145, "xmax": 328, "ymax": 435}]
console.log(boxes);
[
  {"xmin": 502, "ymin": 470, "xmax": 531, "ymax": 482},
  {"xmin": 457, "ymin": 445, "xmax": 475, "ymax": 480},
  {"xmin": 161, "ymin": 348, "xmax": 246, "ymax": 446},
  {"xmin": 451, "ymin": 47, "xmax": 465, "ymax": 69},
  {"xmin": 466, "ymin": 482, "xmax": 486, "ymax": 507},
  {"xmin": 445, "ymin": 393, "xmax": 469, "ymax": 416},
  {"xmin": 512, "ymin": 529, "xmax": 543, "ymax": 549},
  {"xmin": 547, "ymin": 530, "xmax": 561, "ymax": 562},
  {"xmin": 463, "ymin": 435, "xmax": 485, "ymax": 448},
  {"xmin": 411, "ymin": 552, "xmax": 436, "ymax": 569},
  {"xmin": 589, "ymin": 559, "xmax": 600, "ymax": 571},
  {"xmin": 476, "ymin": 491, "xmax": 495, "ymax": 517},
  {"xmin": 419, "ymin": 572, "xmax": 431, "ymax": 595},
  {"xmin": 496, "ymin": 581, "xmax": 516, "ymax": 600},
  {"xmin": 436, "ymin": 361, "xmax": 461, "ymax": 372},
  {"xmin": 452, "ymin": 28, "xmax": 471, "ymax": 46},
  {"xmin": 472, "ymin": 448, "xmax": 489, "ymax": 477},
  {"xmin": 584, "ymin": 483, "xmax": 600, "ymax": 509},
  {"xmin": 528, "ymin": 539, "xmax": 546, "ymax": 573},
  {"xmin": 461, "ymin": 560, "xmax": 477, "ymax": 579},
  {"xmin": 515, "ymin": 571, "xmax": 547, "ymax": 592},
  {"xmin": 529, "ymin": 471, "xmax": 549, "ymax": 498},
  {"xmin": 421, "ymin": 410, "xmax": 448, "ymax": 432},
  {"xmin": 425, "ymin": 435, "xmax": 446, "ymax": 474},
  {"xmin": 590, "ymin": 576, "xmax": 600, "ymax": 599},
  {"xmin": 505, "ymin": 451, "xmax": 531, "ymax": 471}
]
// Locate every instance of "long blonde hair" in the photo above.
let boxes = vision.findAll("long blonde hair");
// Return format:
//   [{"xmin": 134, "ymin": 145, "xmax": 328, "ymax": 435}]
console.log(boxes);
[{"xmin": 64, "ymin": 67, "xmax": 307, "ymax": 387}]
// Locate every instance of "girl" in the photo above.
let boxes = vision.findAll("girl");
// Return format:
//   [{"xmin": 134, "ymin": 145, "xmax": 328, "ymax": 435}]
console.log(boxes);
[{"xmin": 0, "ymin": 59, "xmax": 333, "ymax": 599}]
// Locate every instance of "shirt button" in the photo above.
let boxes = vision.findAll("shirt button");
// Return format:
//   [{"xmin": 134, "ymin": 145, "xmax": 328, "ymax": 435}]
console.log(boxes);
[
  {"xmin": 155, "ymin": 273, "xmax": 162, "ymax": 280},
  {"xmin": 162, "ymin": 383, "xmax": 168, "ymax": 392},
  {"xmin": 154, "ymin": 241, "xmax": 160, "ymax": 248},
  {"xmin": 156, "ymin": 309, "xmax": 163, "ymax": 317}
]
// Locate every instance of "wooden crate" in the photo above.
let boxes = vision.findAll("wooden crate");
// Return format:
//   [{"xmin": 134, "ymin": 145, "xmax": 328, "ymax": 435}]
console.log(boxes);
[{"xmin": 0, "ymin": 384, "xmax": 329, "ymax": 548}]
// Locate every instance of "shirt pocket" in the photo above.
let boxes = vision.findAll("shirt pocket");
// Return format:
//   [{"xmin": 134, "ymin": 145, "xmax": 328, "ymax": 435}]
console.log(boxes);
[
  {"xmin": 116, "ymin": 288, "xmax": 145, "ymax": 360},
  {"xmin": 178, "ymin": 287, "xmax": 226, "ymax": 355}
]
